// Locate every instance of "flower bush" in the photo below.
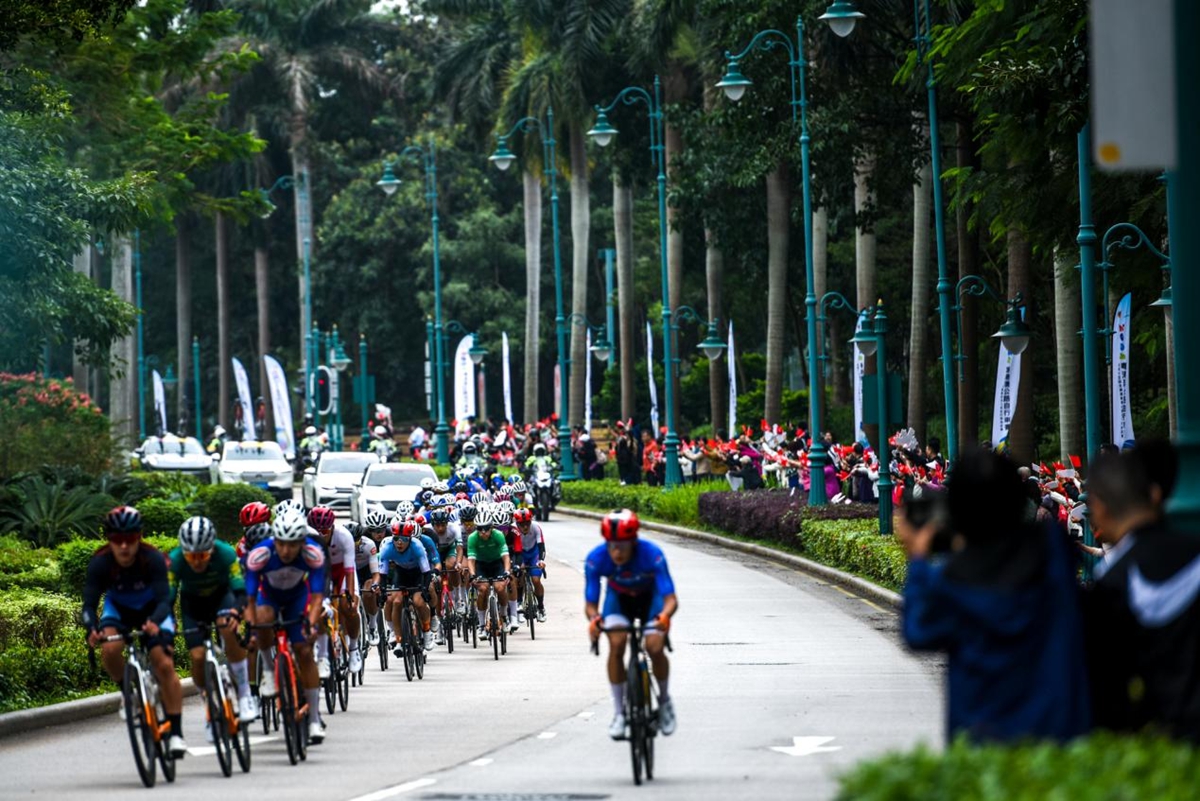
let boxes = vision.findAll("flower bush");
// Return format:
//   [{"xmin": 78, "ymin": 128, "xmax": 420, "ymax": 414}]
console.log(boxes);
[{"xmin": 0, "ymin": 373, "xmax": 113, "ymax": 478}]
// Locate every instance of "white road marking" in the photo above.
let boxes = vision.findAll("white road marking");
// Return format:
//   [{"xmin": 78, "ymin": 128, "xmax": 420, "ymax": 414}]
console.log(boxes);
[
  {"xmin": 186, "ymin": 734, "xmax": 277, "ymax": 757},
  {"xmin": 576, "ymin": 711, "xmax": 595, "ymax": 718},
  {"xmin": 468, "ymin": 757, "xmax": 493, "ymax": 767},
  {"xmin": 769, "ymin": 736, "xmax": 842, "ymax": 756},
  {"xmin": 345, "ymin": 777, "xmax": 437, "ymax": 801},
  {"xmin": 537, "ymin": 731, "xmax": 557, "ymax": 739}
]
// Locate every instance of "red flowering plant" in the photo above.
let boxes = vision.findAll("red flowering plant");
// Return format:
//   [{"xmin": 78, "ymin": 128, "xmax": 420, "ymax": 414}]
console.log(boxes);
[{"xmin": 0, "ymin": 373, "xmax": 113, "ymax": 477}]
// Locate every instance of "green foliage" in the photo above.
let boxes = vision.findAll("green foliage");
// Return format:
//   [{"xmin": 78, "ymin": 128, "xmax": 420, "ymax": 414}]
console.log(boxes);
[
  {"xmin": 196, "ymin": 483, "xmax": 273, "ymax": 542},
  {"xmin": 0, "ymin": 535, "xmax": 61, "ymax": 591},
  {"xmin": 802, "ymin": 519, "xmax": 907, "ymax": 592},
  {"xmin": 835, "ymin": 732, "xmax": 1200, "ymax": 801},
  {"xmin": 562, "ymin": 479, "xmax": 727, "ymax": 528},
  {"xmin": 0, "ymin": 475, "xmax": 113, "ymax": 548},
  {"xmin": 137, "ymin": 498, "xmax": 190, "ymax": 538},
  {"xmin": 128, "ymin": 470, "xmax": 202, "ymax": 505},
  {"xmin": 0, "ymin": 638, "xmax": 100, "ymax": 713},
  {"xmin": 0, "ymin": 373, "xmax": 114, "ymax": 477},
  {"xmin": 0, "ymin": 587, "xmax": 79, "ymax": 651},
  {"xmin": 55, "ymin": 538, "xmax": 103, "ymax": 595}
]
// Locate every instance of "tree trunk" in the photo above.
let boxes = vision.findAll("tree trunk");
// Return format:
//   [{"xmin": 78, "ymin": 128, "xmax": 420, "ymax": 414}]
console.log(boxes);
[
  {"xmin": 216, "ymin": 212, "xmax": 231, "ymax": 431},
  {"xmin": 615, "ymin": 173, "xmax": 636, "ymax": 423},
  {"xmin": 290, "ymin": 100, "xmax": 313, "ymax": 381},
  {"xmin": 176, "ymin": 216, "xmax": 192, "ymax": 434},
  {"xmin": 908, "ymin": 161, "xmax": 932, "ymax": 447},
  {"xmin": 854, "ymin": 152, "xmax": 877, "ymax": 309},
  {"xmin": 813, "ymin": 205, "xmax": 830, "ymax": 422},
  {"xmin": 567, "ymin": 123, "xmax": 590, "ymax": 430},
  {"xmin": 255, "ymin": 238, "xmax": 271, "ymax": 438},
  {"xmin": 705, "ymin": 227, "xmax": 726, "ymax": 435},
  {"xmin": 522, "ymin": 167, "xmax": 543, "ymax": 423},
  {"xmin": 72, "ymin": 245, "xmax": 93, "ymax": 393},
  {"xmin": 1053, "ymin": 246, "xmax": 1082, "ymax": 460},
  {"xmin": 764, "ymin": 164, "xmax": 790, "ymax": 425},
  {"xmin": 1006, "ymin": 225, "xmax": 1033, "ymax": 463},
  {"xmin": 956, "ymin": 122, "xmax": 980, "ymax": 448},
  {"xmin": 110, "ymin": 234, "xmax": 137, "ymax": 445},
  {"xmin": 664, "ymin": 64, "xmax": 687, "ymax": 428}
]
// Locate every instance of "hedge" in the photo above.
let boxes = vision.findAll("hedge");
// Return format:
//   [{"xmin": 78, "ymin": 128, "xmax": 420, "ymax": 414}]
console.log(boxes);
[
  {"xmin": 561, "ymin": 479, "xmax": 727, "ymax": 529},
  {"xmin": 138, "ymin": 497, "xmax": 191, "ymax": 538},
  {"xmin": 0, "ymin": 534, "xmax": 60, "ymax": 591},
  {"xmin": 196, "ymin": 483, "xmax": 274, "ymax": 542},
  {"xmin": 803, "ymin": 519, "xmax": 907, "ymax": 592},
  {"xmin": 57, "ymin": 534, "xmax": 178, "ymax": 595},
  {"xmin": 835, "ymin": 733, "xmax": 1200, "ymax": 800}
]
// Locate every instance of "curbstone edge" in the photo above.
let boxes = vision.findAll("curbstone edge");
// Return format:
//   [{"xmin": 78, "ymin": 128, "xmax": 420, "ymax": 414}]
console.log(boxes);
[{"xmin": 0, "ymin": 678, "xmax": 198, "ymax": 739}]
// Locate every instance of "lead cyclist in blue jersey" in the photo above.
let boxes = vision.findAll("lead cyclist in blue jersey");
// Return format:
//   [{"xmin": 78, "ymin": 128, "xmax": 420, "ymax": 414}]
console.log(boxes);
[{"xmin": 584, "ymin": 509, "xmax": 678, "ymax": 740}]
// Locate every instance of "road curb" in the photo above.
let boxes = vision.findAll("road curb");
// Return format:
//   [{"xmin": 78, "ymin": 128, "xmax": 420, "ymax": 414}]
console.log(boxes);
[
  {"xmin": 0, "ymin": 678, "xmax": 199, "ymax": 740},
  {"xmin": 557, "ymin": 506, "xmax": 902, "ymax": 612}
]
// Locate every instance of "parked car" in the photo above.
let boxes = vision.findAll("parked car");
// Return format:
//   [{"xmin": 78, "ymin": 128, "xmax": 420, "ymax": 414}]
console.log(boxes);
[
  {"xmin": 351, "ymin": 462, "xmax": 437, "ymax": 523},
  {"xmin": 303, "ymin": 451, "xmax": 376, "ymax": 511},
  {"xmin": 210, "ymin": 440, "xmax": 293, "ymax": 501},
  {"xmin": 133, "ymin": 435, "xmax": 212, "ymax": 478}
]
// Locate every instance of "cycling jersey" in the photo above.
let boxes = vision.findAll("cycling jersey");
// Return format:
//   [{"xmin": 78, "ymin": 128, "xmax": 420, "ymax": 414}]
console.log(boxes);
[
  {"xmin": 167, "ymin": 540, "xmax": 245, "ymax": 602},
  {"xmin": 416, "ymin": 532, "xmax": 442, "ymax": 570},
  {"xmin": 424, "ymin": 522, "xmax": 463, "ymax": 556},
  {"xmin": 584, "ymin": 539, "xmax": 675, "ymax": 602},
  {"xmin": 354, "ymin": 537, "xmax": 380, "ymax": 572},
  {"xmin": 378, "ymin": 539, "xmax": 431, "ymax": 575},
  {"xmin": 82, "ymin": 543, "xmax": 174, "ymax": 633},
  {"xmin": 318, "ymin": 524, "xmax": 356, "ymax": 594},
  {"xmin": 245, "ymin": 538, "xmax": 327, "ymax": 598},
  {"xmin": 466, "ymin": 530, "xmax": 508, "ymax": 563},
  {"xmin": 514, "ymin": 523, "xmax": 545, "ymax": 556}
]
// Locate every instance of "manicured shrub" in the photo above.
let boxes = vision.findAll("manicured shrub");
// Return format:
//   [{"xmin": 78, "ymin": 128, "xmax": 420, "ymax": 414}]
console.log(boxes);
[
  {"xmin": 802, "ymin": 519, "xmax": 907, "ymax": 591},
  {"xmin": 196, "ymin": 483, "xmax": 274, "ymax": 542},
  {"xmin": 0, "ymin": 587, "xmax": 78, "ymax": 650},
  {"xmin": 0, "ymin": 373, "xmax": 114, "ymax": 478},
  {"xmin": 129, "ymin": 470, "xmax": 203, "ymax": 504},
  {"xmin": 835, "ymin": 733, "xmax": 1200, "ymax": 801},
  {"xmin": 698, "ymin": 489, "xmax": 806, "ymax": 546},
  {"xmin": 137, "ymin": 497, "xmax": 190, "ymax": 538},
  {"xmin": 0, "ymin": 638, "xmax": 98, "ymax": 713},
  {"xmin": 562, "ymin": 479, "xmax": 727, "ymax": 528},
  {"xmin": 0, "ymin": 534, "xmax": 60, "ymax": 591},
  {"xmin": 802, "ymin": 502, "xmax": 879, "ymax": 521}
]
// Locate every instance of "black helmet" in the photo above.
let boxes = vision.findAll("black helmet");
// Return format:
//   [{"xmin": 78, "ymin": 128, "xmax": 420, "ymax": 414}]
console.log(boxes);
[{"xmin": 104, "ymin": 506, "xmax": 143, "ymax": 534}]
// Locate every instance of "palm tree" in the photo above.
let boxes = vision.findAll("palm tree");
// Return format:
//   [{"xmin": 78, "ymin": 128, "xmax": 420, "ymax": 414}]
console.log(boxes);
[{"xmin": 907, "ymin": 157, "xmax": 932, "ymax": 448}]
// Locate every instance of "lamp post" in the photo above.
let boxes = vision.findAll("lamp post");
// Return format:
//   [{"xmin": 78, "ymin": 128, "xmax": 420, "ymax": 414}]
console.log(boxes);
[
  {"xmin": 359, "ymin": 334, "xmax": 369, "ymax": 436},
  {"xmin": 852, "ymin": 302, "xmax": 895, "ymax": 536},
  {"xmin": 951, "ymin": 277, "xmax": 1033, "ymax": 371},
  {"xmin": 601, "ymin": 248, "xmax": 617, "ymax": 367},
  {"xmin": 378, "ymin": 136, "xmax": 450, "ymax": 464},
  {"xmin": 490, "ymin": 106, "xmax": 576, "ymax": 480},
  {"xmin": 717, "ymin": 6, "xmax": 861, "ymax": 502},
  {"xmin": 192, "ymin": 336, "xmax": 202, "ymax": 440},
  {"xmin": 328, "ymin": 326, "xmax": 352, "ymax": 450},
  {"xmin": 134, "ymin": 229, "xmax": 147, "ymax": 441},
  {"xmin": 563, "ymin": 314, "xmax": 615, "ymax": 366}
]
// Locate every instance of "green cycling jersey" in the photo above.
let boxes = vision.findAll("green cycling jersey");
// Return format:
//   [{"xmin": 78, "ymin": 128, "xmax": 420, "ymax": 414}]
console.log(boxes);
[
  {"xmin": 167, "ymin": 540, "xmax": 245, "ymax": 603},
  {"xmin": 466, "ymin": 529, "xmax": 508, "ymax": 563}
]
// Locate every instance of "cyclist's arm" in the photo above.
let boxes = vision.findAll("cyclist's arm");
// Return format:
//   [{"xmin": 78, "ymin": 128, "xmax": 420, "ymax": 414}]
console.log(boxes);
[
  {"xmin": 147, "ymin": 550, "xmax": 173, "ymax": 625},
  {"xmin": 166, "ymin": 549, "xmax": 182, "ymax": 607},
  {"xmin": 81, "ymin": 554, "xmax": 107, "ymax": 631},
  {"xmin": 220, "ymin": 542, "xmax": 247, "ymax": 597}
]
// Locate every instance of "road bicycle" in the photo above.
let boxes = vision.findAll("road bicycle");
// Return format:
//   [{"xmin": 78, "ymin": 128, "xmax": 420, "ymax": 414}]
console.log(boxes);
[
  {"xmin": 387, "ymin": 585, "xmax": 427, "ymax": 681},
  {"xmin": 94, "ymin": 631, "xmax": 177, "ymax": 788},
  {"xmin": 474, "ymin": 574, "xmax": 509, "ymax": 661},
  {"xmin": 462, "ymin": 576, "xmax": 478, "ymax": 648},
  {"xmin": 250, "ymin": 616, "xmax": 310, "ymax": 765},
  {"xmin": 354, "ymin": 596, "xmax": 370, "ymax": 686},
  {"xmin": 256, "ymin": 647, "xmax": 280, "ymax": 736},
  {"xmin": 184, "ymin": 614, "xmax": 251, "ymax": 776},
  {"xmin": 512, "ymin": 564, "xmax": 544, "ymax": 640},
  {"xmin": 365, "ymin": 584, "xmax": 389, "ymax": 672},
  {"xmin": 436, "ymin": 570, "xmax": 455, "ymax": 654},
  {"xmin": 592, "ymin": 621, "xmax": 673, "ymax": 786},
  {"xmin": 320, "ymin": 594, "xmax": 351, "ymax": 714}
]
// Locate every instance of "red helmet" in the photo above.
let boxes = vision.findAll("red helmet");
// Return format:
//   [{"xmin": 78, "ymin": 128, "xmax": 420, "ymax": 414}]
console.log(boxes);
[
  {"xmin": 240, "ymin": 501, "xmax": 272, "ymax": 528},
  {"xmin": 412, "ymin": 512, "xmax": 427, "ymax": 527},
  {"xmin": 307, "ymin": 506, "xmax": 336, "ymax": 532},
  {"xmin": 455, "ymin": 492, "xmax": 469, "ymax": 500},
  {"xmin": 512, "ymin": 508, "xmax": 533, "ymax": 526},
  {"xmin": 391, "ymin": 520, "xmax": 419, "ymax": 539},
  {"xmin": 600, "ymin": 508, "xmax": 639, "ymax": 542}
]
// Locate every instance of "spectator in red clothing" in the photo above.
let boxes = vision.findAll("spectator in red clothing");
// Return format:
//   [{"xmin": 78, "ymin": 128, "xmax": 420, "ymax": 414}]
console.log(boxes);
[{"xmin": 641, "ymin": 429, "xmax": 663, "ymax": 487}]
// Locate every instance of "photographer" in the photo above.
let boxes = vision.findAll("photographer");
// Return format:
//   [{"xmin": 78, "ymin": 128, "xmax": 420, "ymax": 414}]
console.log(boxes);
[{"xmin": 898, "ymin": 448, "xmax": 1090, "ymax": 743}]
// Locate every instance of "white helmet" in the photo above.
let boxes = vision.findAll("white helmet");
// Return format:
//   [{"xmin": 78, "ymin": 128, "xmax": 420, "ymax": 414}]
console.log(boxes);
[
  {"xmin": 214, "ymin": 425, "xmax": 227, "ymax": 437},
  {"xmin": 419, "ymin": 478, "xmax": 435, "ymax": 490},
  {"xmin": 364, "ymin": 507, "xmax": 391, "ymax": 531},
  {"xmin": 275, "ymin": 498, "xmax": 303, "ymax": 518},
  {"xmin": 374, "ymin": 425, "xmax": 388, "ymax": 436},
  {"xmin": 272, "ymin": 510, "xmax": 310, "ymax": 542},
  {"xmin": 394, "ymin": 500, "xmax": 415, "ymax": 519},
  {"xmin": 433, "ymin": 481, "xmax": 450, "ymax": 494},
  {"xmin": 178, "ymin": 516, "xmax": 217, "ymax": 553},
  {"xmin": 475, "ymin": 506, "xmax": 493, "ymax": 527},
  {"xmin": 305, "ymin": 425, "xmax": 317, "ymax": 436}
]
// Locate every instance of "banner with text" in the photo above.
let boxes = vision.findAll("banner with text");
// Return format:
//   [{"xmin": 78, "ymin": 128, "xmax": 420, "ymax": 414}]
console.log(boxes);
[
  {"xmin": 854, "ymin": 311, "xmax": 866, "ymax": 443},
  {"xmin": 152, "ymin": 369, "xmax": 167, "ymax": 436},
  {"xmin": 728, "ymin": 321, "xmax": 737, "ymax": 438},
  {"xmin": 1111, "ymin": 292, "xmax": 1135, "ymax": 445},
  {"xmin": 647, "ymin": 322, "xmax": 659, "ymax": 435},
  {"xmin": 232, "ymin": 357, "xmax": 255, "ymax": 441},
  {"xmin": 502, "ymin": 332, "xmax": 514, "ymax": 423},
  {"xmin": 263, "ymin": 355, "xmax": 295, "ymax": 458},
  {"xmin": 990, "ymin": 309, "xmax": 1025, "ymax": 449},
  {"xmin": 453, "ymin": 335, "xmax": 476, "ymax": 423}
]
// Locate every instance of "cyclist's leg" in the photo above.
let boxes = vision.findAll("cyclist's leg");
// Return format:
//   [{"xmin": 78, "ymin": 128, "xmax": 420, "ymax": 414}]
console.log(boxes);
[
  {"xmin": 642, "ymin": 593, "xmax": 670, "ymax": 690},
  {"xmin": 147, "ymin": 615, "xmax": 182, "ymax": 715},
  {"xmin": 96, "ymin": 598, "xmax": 131, "ymax": 684},
  {"xmin": 280, "ymin": 592, "xmax": 321, "ymax": 727},
  {"xmin": 211, "ymin": 591, "xmax": 250, "ymax": 698}
]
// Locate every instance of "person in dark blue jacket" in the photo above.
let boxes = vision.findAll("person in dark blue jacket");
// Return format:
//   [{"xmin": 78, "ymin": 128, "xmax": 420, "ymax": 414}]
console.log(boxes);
[{"xmin": 898, "ymin": 448, "xmax": 1091, "ymax": 743}]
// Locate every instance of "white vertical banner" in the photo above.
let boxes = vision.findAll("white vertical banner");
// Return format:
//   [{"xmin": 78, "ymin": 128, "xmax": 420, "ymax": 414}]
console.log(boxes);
[
  {"xmin": 453, "ymin": 336, "xmax": 476, "ymax": 423},
  {"xmin": 151, "ymin": 369, "xmax": 167, "ymax": 435},
  {"xmin": 727, "ymin": 321, "xmax": 737, "ymax": 437},
  {"xmin": 263, "ymin": 355, "xmax": 295, "ymax": 458},
  {"xmin": 502, "ymin": 332, "xmax": 514, "ymax": 423},
  {"xmin": 647, "ymin": 321, "xmax": 659, "ymax": 434},
  {"xmin": 853, "ymin": 311, "xmax": 866, "ymax": 442},
  {"xmin": 231, "ymin": 357, "xmax": 255, "ymax": 440},
  {"xmin": 1111, "ymin": 292, "xmax": 1135, "ymax": 445},
  {"xmin": 424, "ymin": 338, "xmax": 432, "ymax": 414},
  {"xmin": 553, "ymin": 363, "xmax": 561, "ymax": 422},
  {"xmin": 585, "ymin": 328, "xmax": 593, "ymax": 432},
  {"xmin": 990, "ymin": 314, "xmax": 1024, "ymax": 449}
]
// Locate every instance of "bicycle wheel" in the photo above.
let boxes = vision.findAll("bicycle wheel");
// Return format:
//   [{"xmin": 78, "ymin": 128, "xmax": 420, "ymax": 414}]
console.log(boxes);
[
  {"xmin": 155, "ymin": 692, "xmax": 176, "ymax": 784},
  {"xmin": 205, "ymin": 662, "xmax": 233, "ymax": 777},
  {"xmin": 230, "ymin": 679, "xmax": 251, "ymax": 773},
  {"xmin": 277, "ymin": 661, "xmax": 299, "ymax": 766},
  {"xmin": 415, "ymin": 637, "xmax": 425, "ymax": 680},
  {"xmin": 377, "ymin": 610, "xmax": 389, "ymax": 671},
  {"xmin": 400, "ymin": 606, "xmax": 415, "ymax": 681},
  {"xmin": 525, "ymin": 578, "xmax": 537, "ymax": 640},
  {"xmin": 490, "ymin": 605, "xmax": 500, "ymax": 661},
  {"xmin": 337, "ymin": 650, "xmax": 350, "ymax": 711},
  {"xmin": 122, "ymin": 663, "xmax": 157, "ymax": 788},
  {"xmin": 642, "ymin": 664, "xmax": 655, "ymax": 781},
  {"xmin": 626, "ymin": 662, "xmax": 645, "ymax": 786}
]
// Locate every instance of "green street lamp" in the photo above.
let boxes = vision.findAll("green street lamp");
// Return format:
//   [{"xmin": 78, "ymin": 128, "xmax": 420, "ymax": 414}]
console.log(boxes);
[
  {"xmin": 192, "ymin": 336, "xmax": 202, "ymax": 439},
  {"xmin": 720, "ymin": 8, "xmax": 860, "ymax": 504},
  {"xmin": 359, "ymin": 334, "xmax": 370, "ymax": 435},
  {"xmin": 468, "ymin": 338, "xmax": 488, "ymax": 366},
  {"xmin": 851, "ymin": 302, "xmax": 895, "ymax": 536},
  {"xmin": 490, "ymin": 106, "xmax": 577, "ymax": 480},
  {"xmin": 564, "ymin": 313, "xmax": 616, "ymax": 365},
  {"xmin": 378, "ymin": 136, "xmax": 451, "ymax": 464},
  {"xmin": 952, "ymin": 277, "xmax": 1032, "ymax": 368},
  {"xmin": 671, "ymin": 307, "xmax": 728, "ymax": 364},
  {"xmin": 589, "ymin": 76, "xmax": 688, "ymax": 485}
]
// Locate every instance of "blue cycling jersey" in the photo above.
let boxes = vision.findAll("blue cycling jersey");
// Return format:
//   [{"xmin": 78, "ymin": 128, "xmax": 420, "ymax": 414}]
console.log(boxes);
[
  {"xmin": 416, "ymin": 533, "xmax": 442, "ymax": 568},
  {"xmin": 245, "ymin": 537, "xmax": 326, "ymax": 598},
  {"xmin": 378, "ymin": 538, "xmax": 431, "ymax": 574},
  {"xmin": 584, "ymin": 539, "xmax": 675, "ymax": 604}
]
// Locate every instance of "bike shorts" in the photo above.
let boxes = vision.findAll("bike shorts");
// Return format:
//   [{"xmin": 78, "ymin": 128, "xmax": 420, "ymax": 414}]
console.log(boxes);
[
  {"xmin": 180, "ymin": 590, "xmax": 238, "ymax": 649},
  {"xmin": 329, "ymin": 565, "xmax": 355, "ymax": 596},
  {"xmin": 474, "ymin": 559, "xmax": 506, "ymax": 581},
  {"xmin": 99, "ymin": 598, "xmax": 176, "ymax": 652},
  {"xmin": 387, "ymin": 567, "xmax": 424, "ymax": 594},
  {"xmin": 601, "ymin": 590, "xmax": 664, "ymax": 633},
  {"xmin": 256, "ymin": 588, "xmax": 311, "ymax": 644},
  {"xmin": 356, "ymin": 565, "xmax": 376, "ymax": 592},
  {"xmin": 519, "ymin": 548, "xmax": 544, "ymax": 578},
  {"xmin": 437, "ymin": 544, "xmax": 458, "ymax": 565}
]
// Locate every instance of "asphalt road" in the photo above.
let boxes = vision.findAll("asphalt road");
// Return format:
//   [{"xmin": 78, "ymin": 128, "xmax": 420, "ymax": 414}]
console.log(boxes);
[{"xmin": 0, "ymin": 513, "xmax": 943, "ymax": 800}]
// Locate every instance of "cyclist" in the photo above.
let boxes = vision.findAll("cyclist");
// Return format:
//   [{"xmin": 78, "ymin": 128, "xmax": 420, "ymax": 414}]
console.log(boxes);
[
  {"xmin": 412, "ymin": 521, "xmax": 444, "ymax": 643},
  {"xmin": 350, "ymin": 522, "xmax": 382, "ymax": 645},
  {"xmin": 307, "ymin": 506, "xmax": 363, "ymax": 675},
  {"xmin": 585, "ymin": 509, "xmax": 678, "ymax": 740},
  {"xmin": 466, "ymin": 507, "xmax": 513, "ymax": 637},
  {"xmin": 235, "ymin": 501, "xmax": 272, "ymax": 561},
  {"xmin": 245, "ymin": 511, "xmax": 328, "ymax": 744},
  {"xmin": 379, "ymin": 520, "xmax": 434, "ymax": 653},
  {"xmin": 511, "ymin": 508, "xmax": 547, "ymax": 624},
  {"xmin": 367, "ymin": 425, "xmax": 394, "ymax": 460},
  {"xmin": 83, "ymin": 506, "xmax": 187, "ymax": 757},
  {"xmin": 168, "ymin": 517, "xmax": 258, "ymax": 725},
  {"xmin": 523, "ymin": 442, "xmax": 556, "ymax": 476},
  {"xmin": 415, "ymin": 477, "xmax": 436, "ymax": 510}
]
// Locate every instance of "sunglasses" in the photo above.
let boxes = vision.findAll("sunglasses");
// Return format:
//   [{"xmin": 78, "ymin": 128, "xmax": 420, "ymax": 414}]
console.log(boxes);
[
  {"xmin": 184, "ymin": 550, "xmax": 213, "ymax": 563},
  {"xmin": 108, "ymin": 533, "xmax": 141, "ymax": 547}
]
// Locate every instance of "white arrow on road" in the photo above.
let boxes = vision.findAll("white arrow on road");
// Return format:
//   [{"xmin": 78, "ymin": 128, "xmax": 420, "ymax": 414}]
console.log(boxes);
[{"xmin": 769, "ymin": 736, "xmax": 841, "ymax": 756}]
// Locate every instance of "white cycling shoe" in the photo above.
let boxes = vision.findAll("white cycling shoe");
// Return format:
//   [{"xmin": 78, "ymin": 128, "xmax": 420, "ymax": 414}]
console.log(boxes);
[
  {"xmin": 238, "ymin": 695, "xmax": 259, "ymax": 723},
  {"xmin": 317, "ymin": 658, "xmax": 331, "ymax": 680},
  {"xmin": 308, "ymin": 721, "xmax": 325, "ymax": 744},
  {"xmin": 349, "ymin": 649, "xmax": 363, "ymax": 674},
  {"xmin": 367, "ymin": 627, "xmax": 380, "ymax": 646},
  {"xmin": 258, "ymin": 670, "xmax": 276, "ymax": 698},
  {"xmin": 435, "ymin": 629, "xmax": 445, "ymax": 646},
  {"xmin": 168, "ymin": 735, "xmax": 188, "ymax": 757},
  {"xmin": 536, "ymin": 609, "xmax": 547, "ymax": 623},
  {"xmin": 608, "ymin": 713, "xmax": 627, "ymax": 741},
  {"xmin": 422, "ymin": 631, "xmax": 435, "ymax": 651},
  {"xmin": 658, "ymin": 698, "xmax": 677, "ymax": 736}
]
